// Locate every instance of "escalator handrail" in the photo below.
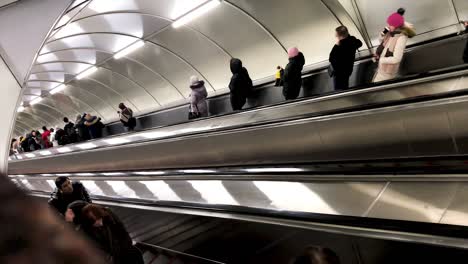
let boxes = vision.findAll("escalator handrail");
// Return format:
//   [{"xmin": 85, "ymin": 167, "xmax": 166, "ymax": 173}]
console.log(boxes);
[{"xmin": 11, "ymin": 64, "xmax": 468, "ymax": 161}]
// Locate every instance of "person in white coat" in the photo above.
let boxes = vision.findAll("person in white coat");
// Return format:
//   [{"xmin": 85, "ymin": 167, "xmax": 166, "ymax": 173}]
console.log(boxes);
[{"xmin": 373, "ymin": 11, "xmax": 415, "ymax": 82}]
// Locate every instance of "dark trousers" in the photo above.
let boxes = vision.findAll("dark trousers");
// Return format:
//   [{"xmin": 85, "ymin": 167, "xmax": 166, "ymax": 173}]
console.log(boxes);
[
  {"xmin": 275, "ymin": 79, "xmax": 281, "ymax": 87},
  {"xmin": 230, "ymin": 95, "xmax": 246, "ymax": 111},
  {"xmin": 333, "ymin": 74, "xmax": 350, "ymax": 91}
]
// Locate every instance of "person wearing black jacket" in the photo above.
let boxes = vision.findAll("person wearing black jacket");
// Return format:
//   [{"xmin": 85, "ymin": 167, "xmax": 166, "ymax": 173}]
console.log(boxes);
[
  {"xmin": 82, "ymin": 204, "xmax": 144, "ymax": 264},
  {"xmin": 283, "ymin": 47, "xmax": 305, "ymax": 100},
  {"xmin": 49, "ymin": 176, "xmax": 92, "ymax": 215},
  {"xmin": 229, "ymin": 58, "xmax": 253, "ymax": 111},
  {"xmin": 329, "ymin": 26, "xmax": 363, "ymax": 90},
  {"xmin": 463, "ymin": 21, "xmax": 468, "ymax": 63}
]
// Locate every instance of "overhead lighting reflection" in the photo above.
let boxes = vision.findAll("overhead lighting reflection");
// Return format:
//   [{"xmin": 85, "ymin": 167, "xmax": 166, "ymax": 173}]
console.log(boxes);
[
  {"xmin": 81, "ymin": 180, "xmax": 105, "ymax": 196},
  {"xmin": 140, "ymin": 181, "xmax": 182, "ymax": 201},
  {"xmin": 25, "ymin": 153, "xmax": 36, "ymax": 158},
  {"xmin": 189, "ymin": 180, "xmax": 238, "ymax": 205},
  {"xmin": 106, "ymin": 181, "xmax": 138, "ymax": 198},
  {"xmin": 135, "ymin": 171, "xmax": 165, "ymax": 176},
  {"xmin": 104, "ymin": 137, "xmax": 130, "ymax": 145},
  {"xmin": 113, "ymin": 40, "xmax": 145, "ymax": 59},
  {"xmin": 172, "ymin": 0, "xmax": 221, "ymax": 28},
  {"xmin": 17, "ymin": 106, "xmax": 25, "ymax": 112},
  {"xmin": 40, "ymin": 150, "xmax": 52, "ymax": 156},
  {"xmin": 56, "ymin": 173, "xmax": 71, "ymax": 177},
  {"xmin": 181, "ymin": 169, "xmax": 215, "ymax": 174},
  {"xmin": 75, "ymin": 173, "xmax": 94, "ymax": 176},
  {"xmin": 40, "ymin": 174, "xmax": 54, "ymax": 177},
  {"xmin": 254, "ymin": 181, "xmax": 336, "ymax": 213},
  {"xmin": 245, "ymin": 168, "xmax": 304, "ymax": 173},
  {"xmin": 76, "ymin": 66, "xmax": 98, "ymax": 80},
  {"xmin": 50, "ymin": 84, "xmax": 67, "ymax": 95},
  {"xmin": 46, "ymin": 180, "xmax": 57, "ymax": 189},
  {"xmin": 30, "ymin": 97, "xmax": 43, "ymax": 105},
  {"xmin": 138, "ymin": 131, "xmax": 175, "ymax": 139},
  {"xmin": 102, "ymin": 172, "xmax": 124, "ymax": 176},
  {"xmin": 76, "ymin": 142, "xmax": 97, "ymax": 150},
  {"xmin": 57, "ymin": 147, "xmax": 72, "ymax": 153}
]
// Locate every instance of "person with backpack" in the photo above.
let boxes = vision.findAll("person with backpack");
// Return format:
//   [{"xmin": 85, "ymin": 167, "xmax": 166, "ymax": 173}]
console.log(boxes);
[
  {"xmin": 85, "ymin": 114, "xmax": 103, "ymax": 139},
  {"xmin": 329, "ymin": 26, "xmax": 362, "ymax": 90},
  {"xmin": 55, "ymin": 128, "xmax": 70, "ymax": 146},
  {"xmin": 188, "ymin": 76, "xmax": 208, "ymax": 119},
  {"xmin": 118, "ymin": 103, "xmax": 136, "ymax": 131},
  {"xmin": 283, "ymin": 47, "xmax": 305, "ymax": 100},
  {"xmin": 229, "ymin": 58, "xmax": 253, "ymax": 111},
  {"xmin": 63, "ymin": 117, "xmax": 78, "ymax": 143}
]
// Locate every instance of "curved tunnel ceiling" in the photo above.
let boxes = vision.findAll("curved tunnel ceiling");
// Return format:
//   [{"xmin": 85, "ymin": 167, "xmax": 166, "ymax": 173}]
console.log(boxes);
[{"xmin": 13, "ymin": 0, "xmax": 468, "ymax": 136}]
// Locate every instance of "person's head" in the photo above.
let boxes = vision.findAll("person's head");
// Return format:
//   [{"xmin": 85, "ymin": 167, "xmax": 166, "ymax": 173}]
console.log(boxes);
[
  {"xmin": 291, "ymin": 246, "xmax": 340, "ymax": 264},
  {"xmin": 335, "ymin": 26, "xmax": 349, "ymax": 40},
  {"xmin": 11, "ymin": 138, "xmax": 16, "ymax": 143},
  {"xmin": 230, "ymin": 58, "xmax": 243, "ymax": 74},
  {"xmin": 190, "ymin": 75, "xmax": 199, "ymax": 86},
  {"xmin": 42, "ymin": 126, "xmax": 47, "ymax": 132},
  {"xmin": 118, "ymin": 103, "xmax": 126, "ymax": 110},
  {"xmin": 82, "ymin": 204, "xmax": 111, "ymax": 227},
  {"xmin": 66, "ymin": 201, "xmax": 89, "ymax": 224},
  {"xmin": 31, "ymin": 131, "xmax": 36, "ymax": 137},
  {"xmin": 85, "ymin": 114, "xmax": 93, "ymax": 121},
  {"xmin": 387, "ymin": 12, "xmax": 405, "ymax": 31},
  {"xmin": 50, "ymin": 128, "xmax": 54, "ymax": 133},
  {"xmin": 288, "ymin": 47, "xmax": 299, "ymax": 58},
  {"xmin": 277, "ymin": 66, "xmax": 282, "ymax": 70},
  {"xmin": 63, "ymin": 117, "xmax": 69, "ymax": 123},
  {"xmin": 55, "ymin": 176, "xmax": 73, "ymax": 194}
]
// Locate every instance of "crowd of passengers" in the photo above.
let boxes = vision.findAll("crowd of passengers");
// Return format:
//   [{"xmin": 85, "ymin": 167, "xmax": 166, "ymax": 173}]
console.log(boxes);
[
  {"xmin": 48, "ymin": 176, "xmax": 144, "ymax": 264},
  {"xmin": 49, "ymin": 176, "xmax": 341, "ymax": 264},
  {"xmin": 10, "ymin": 103, "xmax": 137, "ymax": 154},
  {"xmin": 10, "ymin": 9, "xmax": 468, "ymax": 155}
]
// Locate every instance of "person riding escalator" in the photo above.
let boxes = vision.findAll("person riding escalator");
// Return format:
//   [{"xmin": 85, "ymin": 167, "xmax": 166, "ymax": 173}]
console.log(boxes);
[{"xmin": 463, "ymin": 20, "xmax": 468, "ymax": 63}]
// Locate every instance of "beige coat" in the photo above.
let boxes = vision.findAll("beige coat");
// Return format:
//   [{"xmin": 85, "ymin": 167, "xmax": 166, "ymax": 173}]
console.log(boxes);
[{"xmin": 373, "ymin": 33, "xmax": 408, "ymax": 82}]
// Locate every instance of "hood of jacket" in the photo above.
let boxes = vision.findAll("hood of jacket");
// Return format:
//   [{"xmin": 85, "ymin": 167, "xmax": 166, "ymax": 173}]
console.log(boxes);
[
  {"xmin": 394, "ymin": 26, "xmax": 416, "ymax": 38},
  {"xmin": 230, "ymin": 59, "xmax": 243, "ymax": 74},
  {"xmin": 289, "ymin": 52, "xmax": 305, "ymax": 66},
  {"xmin": 190, "ymin": 80, "xmax": 205, "ymax": 89}
]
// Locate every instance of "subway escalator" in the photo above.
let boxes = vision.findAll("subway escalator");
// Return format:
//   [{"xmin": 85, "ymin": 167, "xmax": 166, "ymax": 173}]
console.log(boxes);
[{"xmin": 2, "ymin": 0, "xmax": 468, "ymax": 263}]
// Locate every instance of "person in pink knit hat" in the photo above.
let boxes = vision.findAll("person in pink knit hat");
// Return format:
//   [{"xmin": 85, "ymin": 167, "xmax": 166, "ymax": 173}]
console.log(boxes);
[
  {"xmin": 373, "ymin": 10, "xmax": 416, "ymax": 82},
  {"xmin": 283, "ymin": 47, "xmax": 305, "ymax": 100}
]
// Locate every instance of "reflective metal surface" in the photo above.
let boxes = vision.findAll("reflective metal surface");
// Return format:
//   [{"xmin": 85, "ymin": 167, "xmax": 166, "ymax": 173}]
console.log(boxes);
[
  {"xmin": 9, "ymin": 69, "xmax": 468, "ymax": 166},
  {"xmin": 14, "ymin": 0, "xmax": 468, "ymax": 135},
  {"xmin": 22, "ymin": 173, "xmax": 468, "ymax": 247}
]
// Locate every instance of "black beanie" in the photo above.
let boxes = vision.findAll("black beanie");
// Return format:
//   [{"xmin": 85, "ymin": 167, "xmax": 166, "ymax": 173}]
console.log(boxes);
[
  {"xmin": 67, "ymin": 201, "xmax": 88, "ymax": 225},
  {"xmin": 397, "ymin": 8, "xmax": 406, "ymax": 16}
]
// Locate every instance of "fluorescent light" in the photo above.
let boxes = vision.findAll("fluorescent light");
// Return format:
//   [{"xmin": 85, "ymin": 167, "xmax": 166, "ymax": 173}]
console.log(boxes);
[
  {"xmin": 172, "ymin": 0, "xmax": 221, "ymax": 28},
  {"xmin": 30, "ymin": 97, "xmax": 43, "ymax": 105},
  {"xmin": 50, "ymin": 84, "xmax": 66, "ymax": 94},
  {"xmin": 76, "ymin": 66, "xmax": 98, "ymax": 80},
  {"xmin": 76, "ymin": 142, "xmax": 97, "ymax": 149},
  {"xmin": 104, "ymin": 137, "xmax": 130, "ymax": 145},
  {"xmin": 245, "ymin": 168, "xmax": 304, "ymax": 173},
  {"xmin": 57, "ymin": 147, "xmax": 72, "ymax": 153},
  {"xmin": 25, "ymin": 153, "xmax": 36, "ymax": 158},
  {"xmin": 16, "ymin": 156, "xmax": 23, "ymax": 160},
  {"xmin": 17, "ymin": 106, "xmax": 25, "ymax": 112},
  {"xmin": 40, "ymin": 174, "xmax": 53, "ymax": 176},
  {"xmin": 113, "ymin": 40, "xmax": 145, "ymax": 59},
  {"xmin": 56, "ymin": 173, "xmax": 71, "ymax": 176},
  {"xmin": 135, "ymin": 171, "xmax": 165, "ymax": 176}
]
